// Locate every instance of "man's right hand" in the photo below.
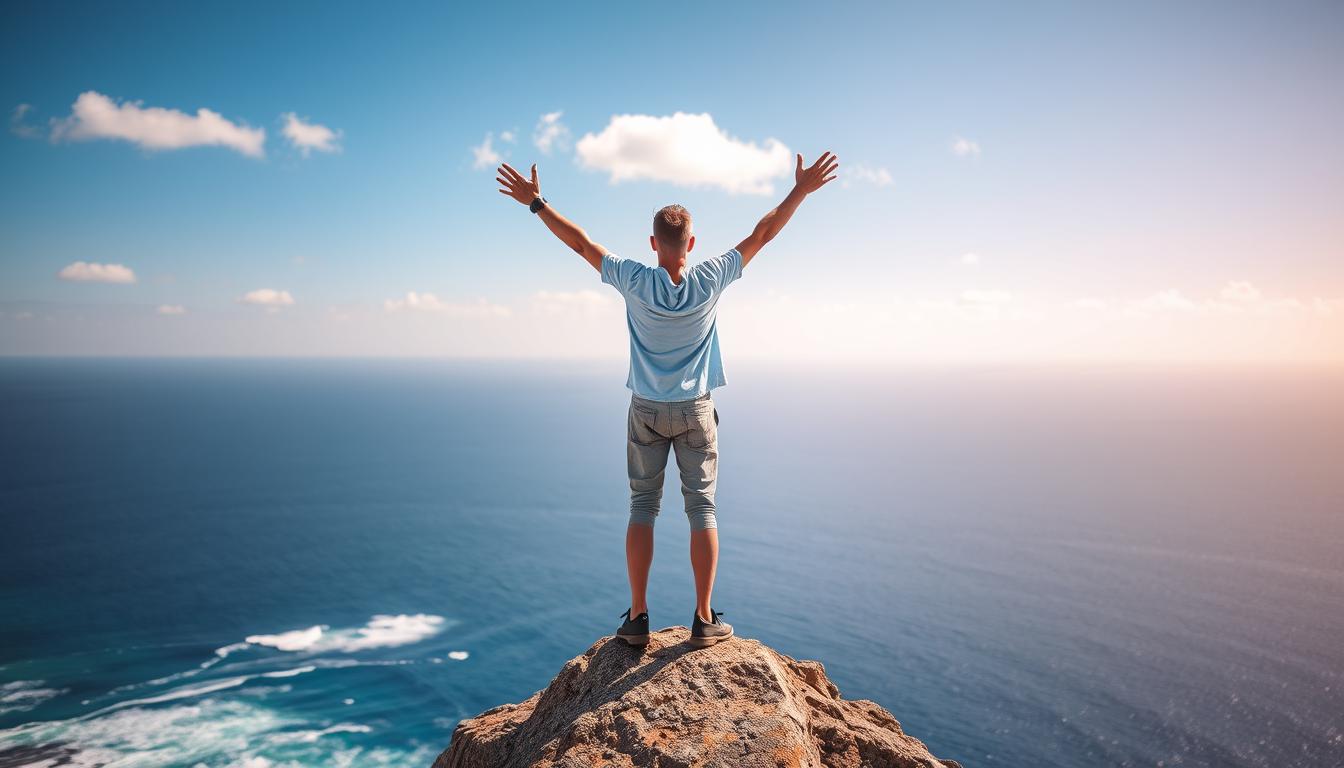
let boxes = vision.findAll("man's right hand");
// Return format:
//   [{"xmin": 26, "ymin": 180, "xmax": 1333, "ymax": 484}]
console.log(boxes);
[{"xmin": 794, "ymin": 151, "xmax": 839, "ymax": 195}]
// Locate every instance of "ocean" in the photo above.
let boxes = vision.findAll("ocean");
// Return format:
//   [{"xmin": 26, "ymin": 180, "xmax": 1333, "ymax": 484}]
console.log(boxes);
[{"xmin": 1, "ymin": 358, "xmax": 1341, "ymax": 767}]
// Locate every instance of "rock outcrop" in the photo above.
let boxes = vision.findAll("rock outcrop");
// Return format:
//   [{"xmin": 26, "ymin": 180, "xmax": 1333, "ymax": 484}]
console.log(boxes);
[{"xmin": 434, "ymin": 626, "xmax": 961, "ymax": 768}]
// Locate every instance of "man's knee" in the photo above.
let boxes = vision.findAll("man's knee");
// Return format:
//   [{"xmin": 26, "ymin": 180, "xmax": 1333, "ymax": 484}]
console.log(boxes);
[
  {"xmin": 686, "ymin": 500, "xmax": 717, "ymax": 531},
  {"xmin": 630, "ymin": 487, "xmax": 662, "ymax": 527}
]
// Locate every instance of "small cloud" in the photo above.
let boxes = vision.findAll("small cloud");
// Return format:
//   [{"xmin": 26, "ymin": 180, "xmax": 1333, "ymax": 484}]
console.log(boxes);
[
  {"xmin": 1220, "ymin": 280, "xmax": 1262, "ymax": 303},
  {"xmin": 240, "ymin": 288, "xmax": 295, "ymax": 307},
  {"xmin": 157, "ymin": 304, "xmax": 186, "ymax": 315},
  {"xmin": 576, "ymin": 112, "xmax": 791, "ymax": 195},
  {"xmin": 960, "ymin": 252, "xmax": 981, "ymax": 266},
  {"xmin": 950, "ymin": 136, "xmax": 981, "ymax": 157},
  {"xmin": 49, "ymin": 91, "xmax": 265, "ymax": 157},
  {"xmin": 383, "ymin": 292, "xmax": 511, "ymax": 317},
  {"xmin": 13, "ymin": 311, "xmax": 35, "ymax": 320},
  {"xmin": 471, "ymin": 132, "xmax": 502, "ymax": 169},
  {"xmin": 533, "ymin": 110, "xmax": 571, "ymax": 155},
  {"xmin": 10, "ymin": 104, "xmax": 40, "ymax": 138},
  {"xmin": 1131, "ymin": 288, "xmax": 1199, "ymax": 315},
  {"xmin": 499, "ymin": 130, "xmax": 516, "ymax": 143},
  {"xmin": 531, "ymin": 289, "xmax": 619, "ymax": 317},
  {"xmin": 58, "ymin": 261, "xmax": 137, "ymax": 284},
  {"xmin": 960, "ymin": 289, "xmax": 1012, "ymax": 305},
  {"xmin": 840, "ymin": 163, "xmax": 893, "ymax": 189},
  {"xmin": 281, "ymin": 113, "xmax": 341, "ymax": 156}
]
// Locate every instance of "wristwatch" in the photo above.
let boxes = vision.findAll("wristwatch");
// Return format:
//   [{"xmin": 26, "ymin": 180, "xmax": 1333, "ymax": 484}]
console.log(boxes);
[{"xmin": 529, "ymin": 196, "xmax": 548, "ymax": 214}]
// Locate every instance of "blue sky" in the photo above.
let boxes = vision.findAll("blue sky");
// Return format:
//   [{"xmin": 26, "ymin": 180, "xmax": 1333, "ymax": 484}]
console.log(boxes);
[{"xmin": 2, "ymin": 1, "xmax": 1341, "ymax": 361}]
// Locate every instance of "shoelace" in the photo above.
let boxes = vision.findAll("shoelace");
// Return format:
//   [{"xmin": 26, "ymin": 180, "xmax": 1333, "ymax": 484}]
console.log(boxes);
[{"xmin": 619, "ymin": 608, "xmax": 648, "ymax": 621}]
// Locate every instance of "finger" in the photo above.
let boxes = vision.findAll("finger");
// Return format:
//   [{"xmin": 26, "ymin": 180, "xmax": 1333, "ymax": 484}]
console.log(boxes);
[
  {"xmin": 499, "ymin": 164, "xmax": 525, "ymax": 184},
  {"xmin": 496, "ymin": 177, "xmax": 512, "ymax": 188},
  {"xmin": 531, "ymin": 163, "xmax": 539, "ymax": 184},
  {"xmin": 811, "ymin": 151, "xmax": 832, "ymax": 170},
  {"xmin": 822, "ymin": 159, "xmax": 840, "ymax": 175},
  {"xmin": 822, "ymin": 175, "xmax": 837, "ymax": 184},
  {"xmin": 796, "ymin": 153, "xmax": 803, "ymax": 173}
]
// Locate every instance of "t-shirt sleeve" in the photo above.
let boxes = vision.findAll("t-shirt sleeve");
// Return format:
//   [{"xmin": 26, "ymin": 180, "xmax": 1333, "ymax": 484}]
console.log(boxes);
[
  {"xmin": 600, "ymin": 252, "xmax": 639, "ymax": 295},
  {"xmin": 699, "ymin": 248, "xmax": 744, "ymax": 294}
]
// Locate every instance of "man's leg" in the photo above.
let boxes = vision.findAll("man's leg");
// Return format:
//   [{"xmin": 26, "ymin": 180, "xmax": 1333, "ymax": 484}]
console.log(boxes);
[
  {"xmin": 627, "ymin": 399, "xmax": 670, "ymax": 617},
  {"xmin": 674, "ymin": 400, "xmax": 720, "ymax": 622},
  {"xmin": 626, "ymin": 524, "xmax": 654, "ymax": 617},
  {"xmin": 690, "ymin": 528, "xmax": 718, "ymax": 622}
]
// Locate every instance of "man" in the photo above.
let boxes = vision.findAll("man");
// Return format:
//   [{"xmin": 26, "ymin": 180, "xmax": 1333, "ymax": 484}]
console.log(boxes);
[{"xmin": 495, "ymin": 151, "xmax": 839, "ymax": 647}]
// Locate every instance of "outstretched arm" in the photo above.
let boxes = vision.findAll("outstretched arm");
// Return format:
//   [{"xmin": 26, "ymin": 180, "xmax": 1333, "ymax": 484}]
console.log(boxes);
[
  {"xmin": 735, "ymin": 151, "xmax": 839, "ymax": 268},
  {"xmin": 497, "ymin": 162, "xmax": 607, "ymax": 272}
]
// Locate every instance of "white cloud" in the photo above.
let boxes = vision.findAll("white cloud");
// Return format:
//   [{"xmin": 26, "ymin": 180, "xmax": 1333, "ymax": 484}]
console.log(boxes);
[
  {"xmin": 58, "ymin": 261, "xmax": 137, "ymax": 284},
  {"xmin": 951, "ymin": 136, "xmax": 981, "ymax": 156},
  {"xmin": 841, "ymin": 163, "xmax": 893, "ymax": 188},
  {"xmin": 576, "ymin": 112, "xmax": 792, "ymax": 195},
  {"xmin": 471, "ymin": 132, "xmax": 502, "ymax": 169},
  {"xmin": 1128, "ymin": 288, "xmax": 1202, "ymax": 315},
  {"xmin": 960, "ymin": 252, "xmax": 981, "ymax": 266},
  {"xmin": 383, "ymin": 292, "xmax": 511, "ymax": 317},
  {"xmin": 1123, "ymin": 281, "xmax": 1337, "ymax": 318},
  {"xmin": 533, "ymin": 110, "xmax": 571, "ymax": 155},
  {"xmin": 157, "ymin": 304, "xmax": 186, "ymax": 315},
  {"xmin": 49, "ymin": 91, "xmax": 265, "ymax": 157},
  {"xmin": 1219, "ymin": 280, "xmax": 1261, "ymax": 303},
  {"xmin": 960, "ymin": 289, "xmax": 1012, "ymax": 305},
  {"xmin": 499, "ymin": 130, "xmax": 516, "ymax": 143},
  {"xmin": 10, "ymin": 103, "xmax": 39, "ymax": 138},
  {"xmin": 239, "ymin": 289, "xmax": 295, "ymax": 307},
  {"xmin": 531, "ymin": 289, "xmax": 619, "ymax": 317},
  {"xmin": 281, "ymin": 113, "xmax": 340, "ymax": 156}
]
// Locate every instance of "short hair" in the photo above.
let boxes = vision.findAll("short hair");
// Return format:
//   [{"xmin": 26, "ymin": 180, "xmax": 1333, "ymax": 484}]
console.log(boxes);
[{"xmin": 652, "ymin": 204, "xmax": 692, "ymax": 246}]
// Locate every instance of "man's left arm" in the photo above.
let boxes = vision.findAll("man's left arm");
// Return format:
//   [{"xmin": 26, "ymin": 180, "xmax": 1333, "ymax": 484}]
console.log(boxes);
[{"xmin": 497, "ymin": 162, "xmax": 606, "ymax": 272}]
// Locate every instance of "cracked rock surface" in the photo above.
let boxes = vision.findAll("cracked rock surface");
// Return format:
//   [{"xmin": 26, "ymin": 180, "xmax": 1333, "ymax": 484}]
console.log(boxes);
[{"xmin": 433, "ymin": 627, "xmax": 962, "ymax": 768}]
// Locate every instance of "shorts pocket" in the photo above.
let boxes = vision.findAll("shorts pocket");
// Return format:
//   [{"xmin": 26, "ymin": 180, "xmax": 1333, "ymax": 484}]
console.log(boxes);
[
  {"xmin": 682, "ymin": 403, "xmax": 717, "ymax": 450},
  {"xmin": 629, "ymin": 402, "xmax": 663, "ymax": 446}
]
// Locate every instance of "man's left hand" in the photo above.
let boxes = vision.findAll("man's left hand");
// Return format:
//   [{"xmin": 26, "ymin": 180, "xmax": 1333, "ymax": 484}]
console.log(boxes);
[{"xmin": 497, "ymin": 162, "xmax": 542, "ymax": 206}]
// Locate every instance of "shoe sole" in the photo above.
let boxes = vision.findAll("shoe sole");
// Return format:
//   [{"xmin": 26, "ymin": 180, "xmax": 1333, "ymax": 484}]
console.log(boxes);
[
  {"xmin": 687, "ymin": 626, "xmax": 734, "ymax": 648},
  {"xmin": 618, "ymin": 633, "xmax": 649, "ymax": 646}
]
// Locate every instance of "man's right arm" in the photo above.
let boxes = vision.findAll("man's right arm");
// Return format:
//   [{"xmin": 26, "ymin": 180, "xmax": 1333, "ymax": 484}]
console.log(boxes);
[{"xmin": 736, "ymin": 151, "xmax": 839, "ymax": 268}]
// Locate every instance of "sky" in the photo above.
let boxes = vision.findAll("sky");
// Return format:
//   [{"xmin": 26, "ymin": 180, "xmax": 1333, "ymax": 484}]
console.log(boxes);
[{"xmin": 1, "ymin": 0, "xmax": 1341, "ymax": 363}]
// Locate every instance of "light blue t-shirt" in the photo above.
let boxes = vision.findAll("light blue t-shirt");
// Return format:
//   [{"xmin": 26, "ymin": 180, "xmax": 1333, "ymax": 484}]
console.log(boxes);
[{"xmin": 600, "ymin": 247, "xmax": 744, "ymax": 401}]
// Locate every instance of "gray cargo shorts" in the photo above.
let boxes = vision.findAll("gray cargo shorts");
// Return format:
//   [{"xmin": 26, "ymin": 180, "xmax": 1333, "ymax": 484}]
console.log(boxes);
[{"xmin": 626, "ymin": 391, "xmax": 719, "ymax": 530}]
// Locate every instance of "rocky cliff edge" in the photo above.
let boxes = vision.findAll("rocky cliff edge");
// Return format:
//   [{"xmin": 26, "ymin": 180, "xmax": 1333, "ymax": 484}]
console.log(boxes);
[{"xmin": 434, "ymin": 626, "xmax": 961, "ymax": 768}]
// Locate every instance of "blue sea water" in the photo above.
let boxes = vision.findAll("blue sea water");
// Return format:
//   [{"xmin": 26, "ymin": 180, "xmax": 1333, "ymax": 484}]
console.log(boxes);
[{"xmin": 1, "ymin": 358, "xmax": 1341, "ymax": 767}]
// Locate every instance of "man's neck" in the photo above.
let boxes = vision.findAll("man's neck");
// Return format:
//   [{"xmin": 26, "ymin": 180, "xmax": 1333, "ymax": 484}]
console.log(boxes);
[{"xmin": 658, "ymin": 258, "xmax": 686, "ymax": 285}]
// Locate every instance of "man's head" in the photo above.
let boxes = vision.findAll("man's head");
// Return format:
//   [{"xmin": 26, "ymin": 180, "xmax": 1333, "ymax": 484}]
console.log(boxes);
[{"xmin": 650, "ymin": 204, "xmax": 695, "ymax": 270}]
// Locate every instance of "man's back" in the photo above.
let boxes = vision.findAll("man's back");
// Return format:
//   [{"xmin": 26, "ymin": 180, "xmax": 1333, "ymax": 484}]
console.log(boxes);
[{"xmin": 600, "ymin": 248, "xmax": 744, "ymax": 402}]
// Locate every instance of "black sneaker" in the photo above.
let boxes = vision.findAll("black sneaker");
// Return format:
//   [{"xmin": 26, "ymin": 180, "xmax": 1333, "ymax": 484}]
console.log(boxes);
[
  {"xmin": 689, "ymin": 608, "xmax": 733, "ymax": 647},
  {"xmin": 616, "ymin": 608, "xmax": 649, "ymax": 646}
]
